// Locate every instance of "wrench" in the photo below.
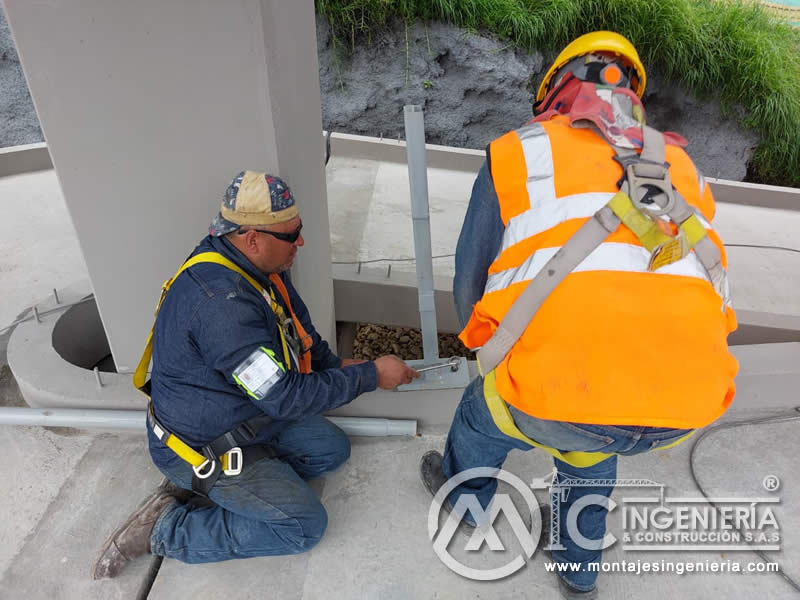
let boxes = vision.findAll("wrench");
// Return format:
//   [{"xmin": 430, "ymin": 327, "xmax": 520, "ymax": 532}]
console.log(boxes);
[{"xmin": 415, "ymin": 357, "xmax": 460, "ymax": 374}]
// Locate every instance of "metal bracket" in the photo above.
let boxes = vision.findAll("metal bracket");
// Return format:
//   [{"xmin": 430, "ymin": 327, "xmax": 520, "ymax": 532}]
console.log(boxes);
[{"xmin": 397, "ymin": 356, "xmax": 471, "ymax": 391}]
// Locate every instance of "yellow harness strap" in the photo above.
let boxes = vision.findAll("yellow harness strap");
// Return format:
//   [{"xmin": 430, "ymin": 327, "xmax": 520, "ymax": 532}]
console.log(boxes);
[
  {"xmin": 135, "ymin": 251, "xmax": 289, "ymax": 477},
  {"xmin": 482, "ymin": 370, "xmax": 694, "ymax": 468},
  {"xmin": 147, "ymin": 402, "xmax": 207, "ymax": 468},
  {"xmin": 606, "ymin": 191, "xmax": 711, "ymax": 271},
  {"xmin": 147, "ymin": 401, "xmax": 237, "ymax": 472},
  {"xmin": 134, "ymin": 251, "xmax": 292, "ymax": 390},
  {"xmin": 607, "ymin": 191, "xmax": 674, "ymax": 252}
]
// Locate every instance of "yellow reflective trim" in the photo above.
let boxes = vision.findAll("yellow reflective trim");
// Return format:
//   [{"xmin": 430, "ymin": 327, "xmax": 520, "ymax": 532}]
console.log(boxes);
[
  {"xmin": 482, "ymin": 371, "xmax": 693, "ymax": 468},
  {"xmin": 260, "ymin": 347, "xmax": 286, "ymax": 373},
  {"xmin": 679, "ymin": 214, "xmax": 708, "ymax": 248},
  {"xmin": 607, "ymin": 192, "xmax": 673, "ymax": 252},
  {"xmin": 652, "ymin": 429, "xmax": 695, "ymax": 451}
]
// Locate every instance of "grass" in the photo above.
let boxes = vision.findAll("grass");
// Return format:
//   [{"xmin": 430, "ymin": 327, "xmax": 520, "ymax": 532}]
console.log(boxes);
[{"xmin": 316, "ymin": 0, "xmax": 800, "ymax": 187}]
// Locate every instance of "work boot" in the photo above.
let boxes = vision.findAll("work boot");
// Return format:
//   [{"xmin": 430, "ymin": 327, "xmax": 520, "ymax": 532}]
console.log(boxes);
[
  {"xmin": 157, "ymin": 476, "xmax": 195, "ymax": 503},
  {"xmin": 420, "ymin": 450, "xmax": 476, "ymax": 528},
  {"xmin": 92, "ymin": 481, "xmax": 179, "ymax": 579},
  {"xmin": 554, "ymin": 577, "xmax": 599, "ymax": 600}
]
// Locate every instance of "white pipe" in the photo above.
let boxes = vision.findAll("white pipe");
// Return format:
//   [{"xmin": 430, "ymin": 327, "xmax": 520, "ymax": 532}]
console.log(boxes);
[
  {"xmin": 0, "ymin": 407, "xmax": 144, "ymax": 430},
  {"xmin": 327, "ymin": 416, "xmax": 417, "ymax": 437},
  {"xmin": 0, "ymin": 407, "xmax": 417, "ymax": 437}
]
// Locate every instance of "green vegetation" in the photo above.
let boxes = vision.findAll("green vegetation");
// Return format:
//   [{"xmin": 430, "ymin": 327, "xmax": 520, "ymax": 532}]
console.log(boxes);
[{"xmin": 316, "ymin": 0, "xmax": 800, "ymax": 186}]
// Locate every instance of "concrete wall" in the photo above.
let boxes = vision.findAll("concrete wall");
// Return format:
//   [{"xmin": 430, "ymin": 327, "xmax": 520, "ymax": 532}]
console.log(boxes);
[{"xmin": 2, "ymin": 0, "xmax": 333, "ymax": 372}]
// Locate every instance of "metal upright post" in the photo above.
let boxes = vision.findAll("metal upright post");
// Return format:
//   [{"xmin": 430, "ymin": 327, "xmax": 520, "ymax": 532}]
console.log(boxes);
[
  {"xmin": 403, "ymin": 105, "xmax": 439, "ymax": 362},
  {"xmin": 397, "ymin": 105, "xmax": 469, "ymax": 391}
]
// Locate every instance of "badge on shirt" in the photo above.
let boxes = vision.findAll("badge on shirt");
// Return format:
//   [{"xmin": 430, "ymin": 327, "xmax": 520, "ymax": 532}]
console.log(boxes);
[{"xmin": 232, "ymin": 347, "xmax": 285, "ymax": 400}]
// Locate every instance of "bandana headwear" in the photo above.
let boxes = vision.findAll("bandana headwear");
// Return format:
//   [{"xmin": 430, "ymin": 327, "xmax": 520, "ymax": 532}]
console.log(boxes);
[
  {"xmin": 532, "ymin": 77, "xmax": 687, "ymax": 149},
  {"xmin": 209, "ymin": 172, "xmax": 298, "ymax": 237}
]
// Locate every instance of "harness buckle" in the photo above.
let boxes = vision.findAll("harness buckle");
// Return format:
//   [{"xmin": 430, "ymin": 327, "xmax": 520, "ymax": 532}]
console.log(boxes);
[
  {"xmin": 222, "ymin": 447, "xmax": 243, "ymax": 476},
  {"xmin": 298, "ymin": 333, "xmax": 313, "ymax": 354},
  {"xmin": 193, "ymin": 458, "xmax": 217, "ymax": 480},
  {"xmin": 282, "ymin": 318, "xmax": 302, "ymax": 357},
  {"xmin": 624, "ymin": 164, "xmax": 676, "ymax": 217},
  {"xmin": 613, "ymin": 155, "xmax": 676, "ymax": 217}
]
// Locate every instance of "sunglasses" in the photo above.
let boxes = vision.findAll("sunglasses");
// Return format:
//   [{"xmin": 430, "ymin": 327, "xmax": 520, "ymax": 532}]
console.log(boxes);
[{"xmin": 238, "ymin": 221, "xmax": 303, "ymax": 244}]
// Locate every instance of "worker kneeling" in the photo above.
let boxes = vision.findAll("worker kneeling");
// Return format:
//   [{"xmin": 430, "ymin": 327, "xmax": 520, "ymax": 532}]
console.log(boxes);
[
  {"xmin": 93, "ymin": 172, "xmax": 418, "ymax": 579},
  {"xmin": 420, "ymin": 32, "xmax": 738, "ymax": 599}
]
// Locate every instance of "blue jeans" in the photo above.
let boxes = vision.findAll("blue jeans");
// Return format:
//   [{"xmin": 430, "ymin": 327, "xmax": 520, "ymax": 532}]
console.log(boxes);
[
  {"xmin": 442, "ymin": 377, "xmax": 692, "ymax": 591},
  {"xmin": 150, "ymin": 416, "xmax": 350, "ymax": 563}
]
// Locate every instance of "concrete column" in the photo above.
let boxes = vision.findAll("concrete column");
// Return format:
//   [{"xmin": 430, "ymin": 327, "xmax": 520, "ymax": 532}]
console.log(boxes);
[{"xmin": 2, "ymin": 0, "xmax": 334, "ymax": 372}]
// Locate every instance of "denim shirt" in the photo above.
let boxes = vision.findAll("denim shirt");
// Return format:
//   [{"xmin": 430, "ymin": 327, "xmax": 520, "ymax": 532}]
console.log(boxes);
[
  {"xmin": 454, "ymin": 161, "xmax": 504, "ymax": 330},
  {"xmin": 147, "ymin": 235, "xmax": 378, "ymax": 469}
]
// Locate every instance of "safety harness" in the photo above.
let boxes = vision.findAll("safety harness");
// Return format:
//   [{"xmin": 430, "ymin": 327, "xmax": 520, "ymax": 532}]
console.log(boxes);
[
  {"xmin": 134, "ymin": 252, "xmax": 313, "ymax": 495},
  {"xmin": 477, "ymin": 124, "xmax": 730, "ymax": 466}
]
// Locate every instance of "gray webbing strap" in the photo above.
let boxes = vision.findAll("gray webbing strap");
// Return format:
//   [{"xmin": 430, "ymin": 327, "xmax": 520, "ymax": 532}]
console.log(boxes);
[
  {"xmin": 640, "ymin": 125, "xmax": 665, "ymax": 164},
  {"xmin": 637, "ymin": 126, "xmax": 729, "ymax": 307},
  {"xmin": 476, "ymin": 206, "xmax": 620, "ymax": 375}
]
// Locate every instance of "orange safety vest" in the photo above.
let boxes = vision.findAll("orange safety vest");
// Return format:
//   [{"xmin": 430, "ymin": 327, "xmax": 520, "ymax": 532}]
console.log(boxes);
[{"xmin": 460, "ymin": 115, "xmax": 738, "ymax": 429}]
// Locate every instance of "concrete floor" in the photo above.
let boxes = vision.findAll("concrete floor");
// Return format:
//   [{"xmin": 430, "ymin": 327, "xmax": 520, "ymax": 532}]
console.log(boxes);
[
  {"xmin": 1, "ymin": 167, "xmax": 799, "ymax": 598},
  {"xmin": 0, "ymin": 402, "xmax": 797, "ymax": 599}
]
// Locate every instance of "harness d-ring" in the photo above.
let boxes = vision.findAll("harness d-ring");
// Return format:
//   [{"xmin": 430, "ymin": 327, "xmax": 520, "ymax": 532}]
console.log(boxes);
[{"xmin": 193, "ymin": 458, "xmax": 217, "ymax": 480}]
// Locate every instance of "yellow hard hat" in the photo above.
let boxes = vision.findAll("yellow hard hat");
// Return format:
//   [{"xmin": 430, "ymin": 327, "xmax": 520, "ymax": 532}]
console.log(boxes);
[{"xmin": 536, "ymin": 31, "xmax": 647, "ymax": 102}]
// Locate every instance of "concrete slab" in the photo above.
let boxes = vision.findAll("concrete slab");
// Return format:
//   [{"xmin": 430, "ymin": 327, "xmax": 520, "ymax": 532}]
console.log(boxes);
[
  {"xmin": 150, "ymin": 554, "xmax": 312, "ymax": 600},
  {"xmin": 144, "ymin": 427, "xmax": 798, "ymax": 599},
  {"xmin": 0, "ymin": 416, "xmax": 94, "ymax": 577},
  {"xmin": 727, "ymin": 342, "xmax": 800, "ymax": 416},
  {"xmin": 301, "ymin": 435, "xmax": 557, "ymax": 600},
  {"xmin": 0, "ymin": 361, "xmax": 96, "ymax": 577},
  {"xmin": 602, "ymin": 422, "xmax": 799, "ymax": 599},
  {"xmin": 714, "ymin": 203, "xmax": 800, "ymax": 315},
  {"xmin": 0, "ymin": 170, "xmax": 88, "ymax": 331},
  {"xmin": 693, "ymin": 419, "xmax": 799, "ymax": 576},
  {"xmin": 0, "ymin": 433, "xmax": 164, "ymax": 599},
  {"xmin": 356, "ymin": 161, "xmax": 473, "ymax": 278},
  {"xmin": 326, "ymin": 157, "xmax": 378, "ymax": 264}
]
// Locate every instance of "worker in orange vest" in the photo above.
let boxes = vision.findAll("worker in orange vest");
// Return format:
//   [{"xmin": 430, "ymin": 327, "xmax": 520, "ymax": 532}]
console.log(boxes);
[{"xmin": 421, "ymin": 31, "xmax": 738, "ymax": 598}]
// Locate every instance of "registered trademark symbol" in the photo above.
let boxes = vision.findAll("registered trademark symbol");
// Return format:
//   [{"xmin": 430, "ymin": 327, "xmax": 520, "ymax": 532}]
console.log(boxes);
[{"xmin": 762, "ymin": 475, "xmax": 780, "ymax": 492}]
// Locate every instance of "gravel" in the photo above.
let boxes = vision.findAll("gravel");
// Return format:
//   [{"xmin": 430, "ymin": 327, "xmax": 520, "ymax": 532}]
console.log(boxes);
[{"xmin": 352, "ymin": 323, "xmax": 474, "ymax": 362}]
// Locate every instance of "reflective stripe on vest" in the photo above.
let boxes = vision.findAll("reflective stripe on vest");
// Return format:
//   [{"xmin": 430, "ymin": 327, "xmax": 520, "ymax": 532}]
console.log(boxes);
[
  {"xmin": 485, "ymin": 122, "xmax": 723, "ymax": 299},
  {"xmin": 461, "ymin": 116, "xmax": 738, "ymax": 430}
]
